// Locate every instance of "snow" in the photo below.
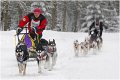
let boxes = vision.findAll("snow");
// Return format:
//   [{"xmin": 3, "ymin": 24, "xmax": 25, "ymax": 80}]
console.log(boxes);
[
  {"xmin": 87, "ymin": 21, "xmax": 93, "ymax": 28},
  {"xmin": 85, "ymin": 15, "xmax": 93, "ymax": 21},
  {"xmin": 95, "ymin": 5, "xmax": 100, "ymax": 9},
  {"xmin": 0, "ymin": 30, "xmax": 119, "ymax": 80},
  {"xmin": 40, "ymin": 2, "xmax": 45, "ymax": 7},
  {"xmin": 87, "ymin": 4, "xmax": 94, "ymax": 9}
]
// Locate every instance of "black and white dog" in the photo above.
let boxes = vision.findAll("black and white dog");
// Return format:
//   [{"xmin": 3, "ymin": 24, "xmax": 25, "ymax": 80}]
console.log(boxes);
[
  {"xmin": 79, "ymin": 41, "xmax": 89, "ymax": 55},
  {"xmin": 89, "ymin": 29, "xmax": 102, "ymax": 53},
  {"xmin": 96, "ymin": 35, "xmax": 103, "ymax": 50},
  {"xmin": 36, "ymin": 39, "xmax": 57, "ymax": 72},
  {"xmin": 47, "ymin": 39, "xmax": 57, "ymax": 71},
  {"xmin": 15, "ymin": 41, "xmax": 29, "ymax": 75},
  {"xmin": 36, "ymin": 42, "xmax": 48, "ymax": 73}
]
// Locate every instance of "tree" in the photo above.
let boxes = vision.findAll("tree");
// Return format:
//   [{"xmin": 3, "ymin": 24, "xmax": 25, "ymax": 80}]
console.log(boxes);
[
  {"xmin": 63, "ymin": 1, "xmax": 67, "ymax": 31},
  {"xmin": 0, "ymin": 1, "xmax": 1, "ymax": 30},
  {"xmin": 1, "ymin": 1, "xmax": 119, "ymax": 32},
  {"xmin": 1, "ymin": 0, "xmax": 11, "ymax": 31},
  {"xmin": 51, "ymin": 1, "xmax": 57, "ymax": 30},
  {"xmin": 10, "ymin": 1, "xmax": 28, "ymax": 30},
  {"xmin": 81, "ymin": 1, "xmax": 103, "ymax": 32},
  {"xmin": 73, "ymin": 1, "xmax": 79, "ymax": 32}
]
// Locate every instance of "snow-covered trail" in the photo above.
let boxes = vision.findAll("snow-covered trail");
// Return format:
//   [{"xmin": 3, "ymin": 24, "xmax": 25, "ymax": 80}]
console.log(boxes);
[{"xmin": 0, "ymin": 30, "xmax": 119, "ymax": 80}]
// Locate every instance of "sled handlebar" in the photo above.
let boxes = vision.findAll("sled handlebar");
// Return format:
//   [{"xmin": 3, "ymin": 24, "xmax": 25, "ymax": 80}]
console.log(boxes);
[{"xmin": 14, "ymin": 33, "xmax": 29, "ymax": 36}]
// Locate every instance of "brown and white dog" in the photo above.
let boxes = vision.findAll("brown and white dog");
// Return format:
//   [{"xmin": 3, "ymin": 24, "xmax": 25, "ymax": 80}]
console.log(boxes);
[
  {"xmin": 15, "ymin": 41, "xmax": 29, "ymax": 75},
  {"xmin": 73, "ymin": 40, "xmax": 79, "ymax": 57},
  {"xmin": 79, "ymin": 39, "xmax": 89, "ymax": 56}
]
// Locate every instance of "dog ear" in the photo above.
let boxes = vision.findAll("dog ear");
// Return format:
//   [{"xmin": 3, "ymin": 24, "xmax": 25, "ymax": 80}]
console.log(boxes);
[
  {"xmin": 76, "ymin": 40, "xmax": 78, "ymax": 42},
  {"xmin": 53, "ymin": 39, "xmax": 55, "ymax": 43},
  {"xmin": 49, "ymin": 39, "xmax": 50, "ymax": 42}
]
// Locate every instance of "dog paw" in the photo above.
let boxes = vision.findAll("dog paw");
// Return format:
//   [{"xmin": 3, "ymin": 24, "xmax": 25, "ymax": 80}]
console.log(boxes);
[
  {"xmin": 75, "ymin": 54, "xmax": 78, "ymax": 57},
  {"xmin": 23, "ymin": 73, "xmax": 26, "ymax": 76}
]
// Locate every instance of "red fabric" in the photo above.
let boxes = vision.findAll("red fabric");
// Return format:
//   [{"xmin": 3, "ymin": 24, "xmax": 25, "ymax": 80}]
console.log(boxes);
[
  {"xmin": 33, "ymin": 8, "xmax": 42, "ymax": 14},
  {"xmin": 18, "ymin": 15, "xmax": 47, "ymax": 35},
  {"xmin": 37, "ymin": 19, "xmax": 47, "ymax": 34},
  {"xmin": 18, "ymin": 16, "xmax": 29, "ymax": 28}
]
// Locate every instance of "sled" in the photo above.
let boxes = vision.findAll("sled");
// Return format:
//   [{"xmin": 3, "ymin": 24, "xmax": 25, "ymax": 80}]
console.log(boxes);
[{"xmin": 16, "ymin": 27, "xmax": 37, "ymax": 60}]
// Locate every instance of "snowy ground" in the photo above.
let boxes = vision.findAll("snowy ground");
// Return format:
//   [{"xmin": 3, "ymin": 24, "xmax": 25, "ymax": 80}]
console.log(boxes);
[{"xmin": 0, "ymin": 30, "xmax": 119, "ymax": 80}]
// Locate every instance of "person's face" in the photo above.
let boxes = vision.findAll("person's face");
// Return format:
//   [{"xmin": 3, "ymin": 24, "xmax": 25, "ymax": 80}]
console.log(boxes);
[
  {"xmin": 34, "ymin": 12, "xmax": 40, "ymax": 18},
  {"xmin": 96, "ymin": 20, "xmax": 99, "ymax": 25}
]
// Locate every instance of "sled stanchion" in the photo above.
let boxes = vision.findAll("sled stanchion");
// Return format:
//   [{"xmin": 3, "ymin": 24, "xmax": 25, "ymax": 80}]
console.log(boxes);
[
  {"xmin": 14, "ymin": 34, "xmax": 19, "ymax": 47},
  {"xmin": 17, "ymin": 35, "xmax": 20, "ymax": 42}
]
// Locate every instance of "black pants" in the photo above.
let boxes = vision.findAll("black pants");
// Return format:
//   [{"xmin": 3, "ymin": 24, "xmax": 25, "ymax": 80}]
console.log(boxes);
[
  {"xmin": 90, "ymin": 29, "xmax": 102, "ymax": 37},
  {"xmin": 30, "ymin": 32, "xmax": 36, "ymax": 40},
  {"xmin": 29, "ymin": 32, "xmax": 42, "ymax": 40},
  {"xmin": 29, "ymin": 32, "xmax": 42, "ymax": 47}
]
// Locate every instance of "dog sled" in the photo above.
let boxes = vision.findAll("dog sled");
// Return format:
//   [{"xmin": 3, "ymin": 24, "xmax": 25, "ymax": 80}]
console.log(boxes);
[
  {"xmin": 15, "ymin": 27, "xmax": 39, "ymax": 61},
  {"xmin": 89, "ymin": 28, "xmax": 103, "ymax": 51},
  {"xmin": 15, "ymin": 27, "xmax": 58, "ymax": 75}
]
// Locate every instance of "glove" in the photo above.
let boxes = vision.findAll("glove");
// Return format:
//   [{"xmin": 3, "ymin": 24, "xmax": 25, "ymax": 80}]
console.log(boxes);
[
  {"xmin": 32, "ymin": 27, "xmax": 45, "ymax": 33},
  {"xmin": 32, "ymin": 27, "xmax": 37, "ymax": 33},
  {"xmin": 16, "ymin": 27, "xmax": 23, "ymax": 35},
  {"xmin": 37, "ymin": 28, "xmax": 45, "ymax": 32}
]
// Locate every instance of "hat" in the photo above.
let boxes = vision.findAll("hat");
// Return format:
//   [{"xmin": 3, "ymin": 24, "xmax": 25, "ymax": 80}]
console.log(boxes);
[{"xmin": 33, "ymin": 8, "xmax": 42, "ymax": 14}]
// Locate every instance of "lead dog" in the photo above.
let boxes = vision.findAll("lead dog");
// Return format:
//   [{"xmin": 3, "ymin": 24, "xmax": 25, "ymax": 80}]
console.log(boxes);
[
  {"xmin": 79, "ymin": 40, "xmax": 89, "ymax": 56},
  {"xmin": 89, "ymin": 30, "xmax": 100, "ymax": 53},
  {"xmin": 73, "ymin": 40, "xmax": 79, "ymax": 57},
  {"xmin": 96, "ymin": 37, "xmax": 103, "ymax": 50},
  {"xmin": 15, "ymin": 41, "xmax": 29, "ymax": 75}
]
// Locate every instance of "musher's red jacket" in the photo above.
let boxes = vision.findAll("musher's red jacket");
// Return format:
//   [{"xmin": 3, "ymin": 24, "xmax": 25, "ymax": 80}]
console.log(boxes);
[{"xmin": 18, "ymin": 13, "xmax": 47, "ymax": 35}]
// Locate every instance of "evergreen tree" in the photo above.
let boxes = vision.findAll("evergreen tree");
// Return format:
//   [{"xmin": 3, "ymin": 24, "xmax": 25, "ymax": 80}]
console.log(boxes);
[{"xmin": 81, "ymin": 2, "xmax": 103, "ymax": 32}]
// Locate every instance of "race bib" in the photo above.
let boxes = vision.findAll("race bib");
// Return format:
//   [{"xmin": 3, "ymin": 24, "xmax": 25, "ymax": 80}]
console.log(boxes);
[
  {"xmin": 95, "ymin": 21, "xmax": 100, "ymax": 30},
  {"xmin": 95, "ymin": 25, "xmax": 100, "ymax": 30},
  {"xmin": 31, "ymin": 19, "xmax": 40, "ymax": 28}
]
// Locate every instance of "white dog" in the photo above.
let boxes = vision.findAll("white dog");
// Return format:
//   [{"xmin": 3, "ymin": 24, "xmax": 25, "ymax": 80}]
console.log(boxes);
[{"xmin": 73, "ymin": 40, "xmax": 79, "ymax": 57}]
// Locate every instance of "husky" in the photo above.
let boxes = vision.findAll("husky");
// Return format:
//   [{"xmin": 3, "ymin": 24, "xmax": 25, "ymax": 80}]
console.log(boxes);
[
  {"xmin": 96, "ymin": 37, "xmax": 103, "ymax": 50},
  {"xmin": 47, "ymin": 39, "xmax": 57, "ymax": 71},
  {"xmin": 73, "ymin": 40, "xmax": 79, "ymax": 57},
  {"xmin": 79, "ymin": 41, "xmax": 89, "ymax": 56},
  {"xmin": 89, "ymin": 30, "xmax": 101, "ymax": 53},
  {"xmin": 15, "ymin": 41, "xmax": 29, "ymax": 75},
  {"xmin": 36, "ymin": 43, "xmax": 48, "ymax": 73}
]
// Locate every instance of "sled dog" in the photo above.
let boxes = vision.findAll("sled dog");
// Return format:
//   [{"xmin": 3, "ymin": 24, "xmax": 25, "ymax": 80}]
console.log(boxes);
[
  {"xmin": 73, "ymin": 40, "xmax": 79, "ymax": 57},
  {"xmin": 47, "ymin": 39, "xmax": 57, "ymax": 71},
  {"xmin": 36, "ymin": 43, "xmax": 48, "ymax": 73},
  {"xmin": 15, "ymin": 41, "xmax": 29, "ymax": 75},
  {"xmin": 79, "ymin": 41, "xmax": 88, "ymax": 55}
]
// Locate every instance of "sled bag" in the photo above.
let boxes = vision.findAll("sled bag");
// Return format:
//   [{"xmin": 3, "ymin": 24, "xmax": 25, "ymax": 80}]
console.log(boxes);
[{"xmin": 21, "ymin": 34, "xmax": 35, "ymax": 48}]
